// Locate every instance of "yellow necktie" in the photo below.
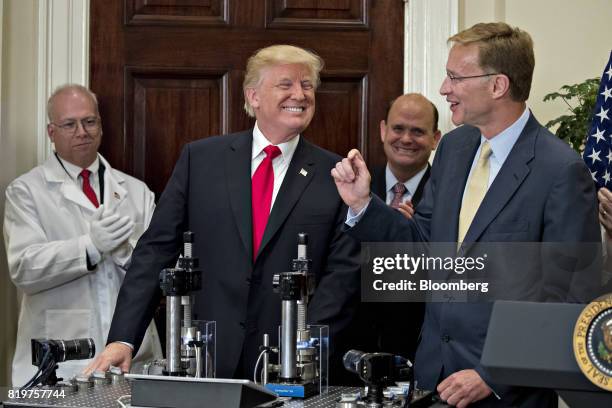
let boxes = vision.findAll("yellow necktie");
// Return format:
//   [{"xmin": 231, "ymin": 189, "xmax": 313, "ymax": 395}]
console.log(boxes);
[{"xmin": 458, "ymin": 141, "xmax": 492, "ymax": 244}]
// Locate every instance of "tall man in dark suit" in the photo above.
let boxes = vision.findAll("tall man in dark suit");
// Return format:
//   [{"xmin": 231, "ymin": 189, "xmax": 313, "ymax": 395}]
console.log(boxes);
[
  {"xmin": 332, "ymin": 23, "xmax": 601, "ymax": 407},
  {"xmin": 357, "ymin": 93, "xmax": 440, "ymax": 359},
  {"xmin": 86, "ymin": 45, "xmax": 360, "ymax": 380}
]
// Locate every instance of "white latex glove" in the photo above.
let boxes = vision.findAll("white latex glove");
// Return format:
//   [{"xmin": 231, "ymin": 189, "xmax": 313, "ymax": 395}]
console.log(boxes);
[
  {"xmin": 89, "ymin": 205, "xmax": 134, "ymax": 254},
  {"xmin": 110, "ymin": 239, "xmax": 134, "ymax": 269}
]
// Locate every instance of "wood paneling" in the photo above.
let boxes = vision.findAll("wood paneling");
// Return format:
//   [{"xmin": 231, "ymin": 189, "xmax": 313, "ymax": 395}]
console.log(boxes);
[
  {"xmin": 304, "ymin": 74, "xmax": 366, "ymax": 156},
  {"xmin": 126, "ymin": 0, "xmax": 229, "ymax": 25},
  {"xmin": 91, "ymin": 0, "xmax": 403, "ymax": 196},
  {"xmin": 266, "ymin": 0, "xmax": 367, "ymax": 29},
  {"xmin": 125, "ymin": 68, "xmax": 227, "ymax": 194}
]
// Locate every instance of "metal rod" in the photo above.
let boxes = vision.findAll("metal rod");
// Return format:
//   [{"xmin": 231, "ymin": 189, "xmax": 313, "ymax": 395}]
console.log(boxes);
[
  {"xmin": 262, "ymin": 333, "xmax": 269, "ymax": 385},
  {"xmin": 297, "ymin": 232, "xmax": 307, "ymax": 260},
  {"xmin": 194, "ymin": 331, "xmax": 203, "ymax": 378},
  {"xmin": 297, "ymin": 243, "xmax": 306, "ymax": 260},
  {"xmin": 166, "ymin": 296, "xmax": 182, "ymax": 373},
  {"xmin": 280, "ymin": 300, "xmax": 297, "ymax": 380},
  {"xmin": 194, "ymin": 347, "xmax": 202, "ymax": 378}
]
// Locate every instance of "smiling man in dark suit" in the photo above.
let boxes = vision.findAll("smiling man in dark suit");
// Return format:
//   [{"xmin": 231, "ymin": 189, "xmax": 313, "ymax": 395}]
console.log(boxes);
[
  {"xmin": 355, "ymin": 93, "xmax": 440, "ymax": 361},
  {"xmin": 372, "ymin": 93, "xmax": 441, "ymax": 218},
  {"xmin": 332, "ymin": 23, "xmax": 600, "ymax": 407},
  {"xmin": 86, "ymin": 45, "xmax": 360, "ymax": 381}
]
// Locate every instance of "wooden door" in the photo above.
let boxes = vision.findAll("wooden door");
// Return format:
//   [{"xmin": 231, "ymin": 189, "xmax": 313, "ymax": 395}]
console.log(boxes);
[{"xmin": 90, "ymin": 0, "xmax": 404, "ymax": 197}]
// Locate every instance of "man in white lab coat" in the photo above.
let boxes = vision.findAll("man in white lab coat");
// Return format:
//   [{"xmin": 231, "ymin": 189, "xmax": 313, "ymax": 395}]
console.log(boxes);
[{"xmin": 3, "ymin": 84, "xmax": 161, "ymax": 387}]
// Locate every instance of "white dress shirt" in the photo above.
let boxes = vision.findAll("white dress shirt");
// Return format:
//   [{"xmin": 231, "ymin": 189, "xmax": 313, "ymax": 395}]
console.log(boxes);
[
  {"xmin": 462, "ymin": 107, "xmax": 530, "ymax": 197},
  {"xmin": 251, "ymin": 121, "xmax": 300, "ymax": 211}
]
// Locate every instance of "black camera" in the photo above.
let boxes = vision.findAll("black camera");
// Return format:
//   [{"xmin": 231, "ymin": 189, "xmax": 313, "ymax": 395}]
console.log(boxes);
[
  {"xmin": 23, "ymin": 338, "xmax": 96, "ymax": 389},
  {"xmin": 343, "ymin": 349, "xmax": 411, "ymax": 385},
  {"xmin": 343, "ymin": 349, "xmax": 413, "ymax": 404},
  {"xmin": 31, "ymin": 338, "xmax": 95, "ymax": 367}
]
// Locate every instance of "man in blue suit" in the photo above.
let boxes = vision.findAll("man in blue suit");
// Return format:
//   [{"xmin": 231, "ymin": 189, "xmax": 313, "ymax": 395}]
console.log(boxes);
[{"xmin": 332, "ymin": 23, "xmax": 601, "ymax": 407}]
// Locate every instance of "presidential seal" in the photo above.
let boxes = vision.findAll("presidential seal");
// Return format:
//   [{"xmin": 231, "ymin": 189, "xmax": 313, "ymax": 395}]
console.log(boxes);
[{"xmin": 573, "ymin": 293, "xmax": 612, "ymax": 391}]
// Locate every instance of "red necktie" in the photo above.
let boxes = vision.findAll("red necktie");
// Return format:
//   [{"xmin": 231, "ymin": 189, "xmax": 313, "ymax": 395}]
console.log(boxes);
[
  {"xmin": 252, "ymin": 145, "xmax": 281, "ymax": 259},
  {"xmin": 390, "ymin": 182, "xmax": 407, "ymax": 208},
  {"xmin": 80, "ymin": 169, "xmax": 99, "ymax": 208}
]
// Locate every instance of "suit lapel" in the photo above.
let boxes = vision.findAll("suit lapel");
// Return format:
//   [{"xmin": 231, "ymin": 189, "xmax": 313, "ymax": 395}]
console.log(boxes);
[
  {"xmin": 61, "ymin": 183, "xmax": 97, "ymax": 210},
  {"xmin": 442, "ymin": 131, "xmax": 482, "ymax": 243},
  {"xmin": 99, "ymin": 156, "xmax": 127, "ymax": 210},
  {"xmin": 257, "ymin": 137, "xmax": 315, "ymax": 259},
  {"xmin": 42, "ymin": 155, "xmax": 97, "ymax": 212},
  {"xmin": 226, "ymin": 132, "xmax": 254, "ymax": 260},
  {"xmin": 412, "ymin": 164, "xmax": 430, "ymax": 206},
  {"xmin": 371, "ymin": 166, "xmax": 387, "ymax": 202},
  {"xmin": 103, "ymin": 173, "xmax": 127, "ymax": 210},
  {"xmin": 462, "ymin": 115, "xmax": 537, "ymax": 251}
]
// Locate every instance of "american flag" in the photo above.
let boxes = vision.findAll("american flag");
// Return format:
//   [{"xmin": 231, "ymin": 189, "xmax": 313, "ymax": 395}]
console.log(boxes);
[{"xmin": 584, "ymin": 51, "xmax": 612, "ymax": 188}]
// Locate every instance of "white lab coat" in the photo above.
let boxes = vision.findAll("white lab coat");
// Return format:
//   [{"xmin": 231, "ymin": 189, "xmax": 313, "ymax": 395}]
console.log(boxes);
[{"xmin": 4, "ymin": 154, "xmax": 162, "ymax": 387}]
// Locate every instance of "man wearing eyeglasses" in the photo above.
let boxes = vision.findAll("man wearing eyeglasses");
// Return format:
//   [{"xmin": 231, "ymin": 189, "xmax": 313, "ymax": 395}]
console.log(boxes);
[
  {"xmin": 332, "ymin": 23, "xmax": 600, "ymax": 407},
  {"xmin": 3, "ymin": 84, "xmax": 161, "ymax": 387}
]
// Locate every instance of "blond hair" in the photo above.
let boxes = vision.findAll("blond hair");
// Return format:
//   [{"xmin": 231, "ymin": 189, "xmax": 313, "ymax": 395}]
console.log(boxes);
[
  {"xmin": 449, "ymin": 22, "xmax": 534, "ymax": 102},
  {"xmin": 243, "ymin": 45, "xmax": 324, "ymax": 117}
]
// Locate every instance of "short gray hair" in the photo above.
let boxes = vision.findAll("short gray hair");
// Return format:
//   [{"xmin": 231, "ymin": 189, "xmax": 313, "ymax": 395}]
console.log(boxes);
[{"xmin": 47, "ymin": 84, "xmax": 100, "ymax": 121}]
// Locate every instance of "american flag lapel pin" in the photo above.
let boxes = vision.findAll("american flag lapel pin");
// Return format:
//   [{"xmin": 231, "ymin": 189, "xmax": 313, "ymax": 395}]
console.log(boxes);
[{"xmin": 299, "ymin": 168, "xmax": 308, "ymax": 177}]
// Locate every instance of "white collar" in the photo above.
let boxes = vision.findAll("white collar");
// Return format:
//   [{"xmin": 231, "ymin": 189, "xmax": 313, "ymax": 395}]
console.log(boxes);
[
  {"xmin": 385, "ymin": 164, "xmax": 428, "ymax": 196},
  {"xmin": 482, "ymin": 106, "xmax": 530, "ymax": 164},
  {"xmin": 251, "ymin": 121, "xmax": 300, "ymax": 161},
  {"xmin": 56, "ymin": 154, "xmax": 100, "ymax": 180}
]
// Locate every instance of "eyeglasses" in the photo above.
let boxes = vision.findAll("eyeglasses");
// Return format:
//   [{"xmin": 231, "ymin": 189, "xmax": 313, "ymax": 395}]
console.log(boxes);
[
  {"xmin": 50, "ymin": 117, "xmax": 101, "ymax": 135},
  {"xmin": 446, "ymin": 72, "xmax": 500, "ymax": 83}
]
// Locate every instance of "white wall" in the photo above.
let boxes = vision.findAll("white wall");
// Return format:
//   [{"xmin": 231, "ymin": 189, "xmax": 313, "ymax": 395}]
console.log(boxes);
[
  {"xmin": 404, "ymin": 0, "xmax": 458, "ymax": 134},
  {"xmin": 460, "ymin": 0, "xmax": 612, "ymax": 129},
  {"xmin": 0, "ymin": 0, "xmax": 38, "ymax": 387},
  {"xmin": 0, "ymin": 0, "xmax": 89, "ymax": 387}
]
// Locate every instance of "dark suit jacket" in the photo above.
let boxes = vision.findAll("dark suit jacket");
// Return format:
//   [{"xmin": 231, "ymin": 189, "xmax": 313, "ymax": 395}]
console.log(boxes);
[
  {"xmin": 348, "ymin": 113, "xmax": 601, "ymax": 407},
  {"xmin": 107, "ymin": 130, "xmax": 360, "ymax": 380},
  {"xmin": 352, "ymin": 165, "xmax": 430, "ymax": 360}
]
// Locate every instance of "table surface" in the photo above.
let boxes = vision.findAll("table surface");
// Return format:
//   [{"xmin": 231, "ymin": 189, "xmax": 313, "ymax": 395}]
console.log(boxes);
[{"xmin": 2, "ymin": 383, "xmax": 445, "ymax": 408}]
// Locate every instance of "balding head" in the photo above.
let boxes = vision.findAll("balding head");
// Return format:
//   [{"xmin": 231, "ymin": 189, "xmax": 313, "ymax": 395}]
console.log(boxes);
[
  {"xmin": 46, "ymin": 84, "xmax": 102, "ymax": 168},
  {"xmin": 380, "ymin": 93, "xmax": 441, "ymax": 183},
  {"xmin": 47, "ymin": 84, "xmax": 99, "ymax": 123},
  {"xmin": 385, "ymin": 93, "xmax": 439, "ymax": 133}
]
